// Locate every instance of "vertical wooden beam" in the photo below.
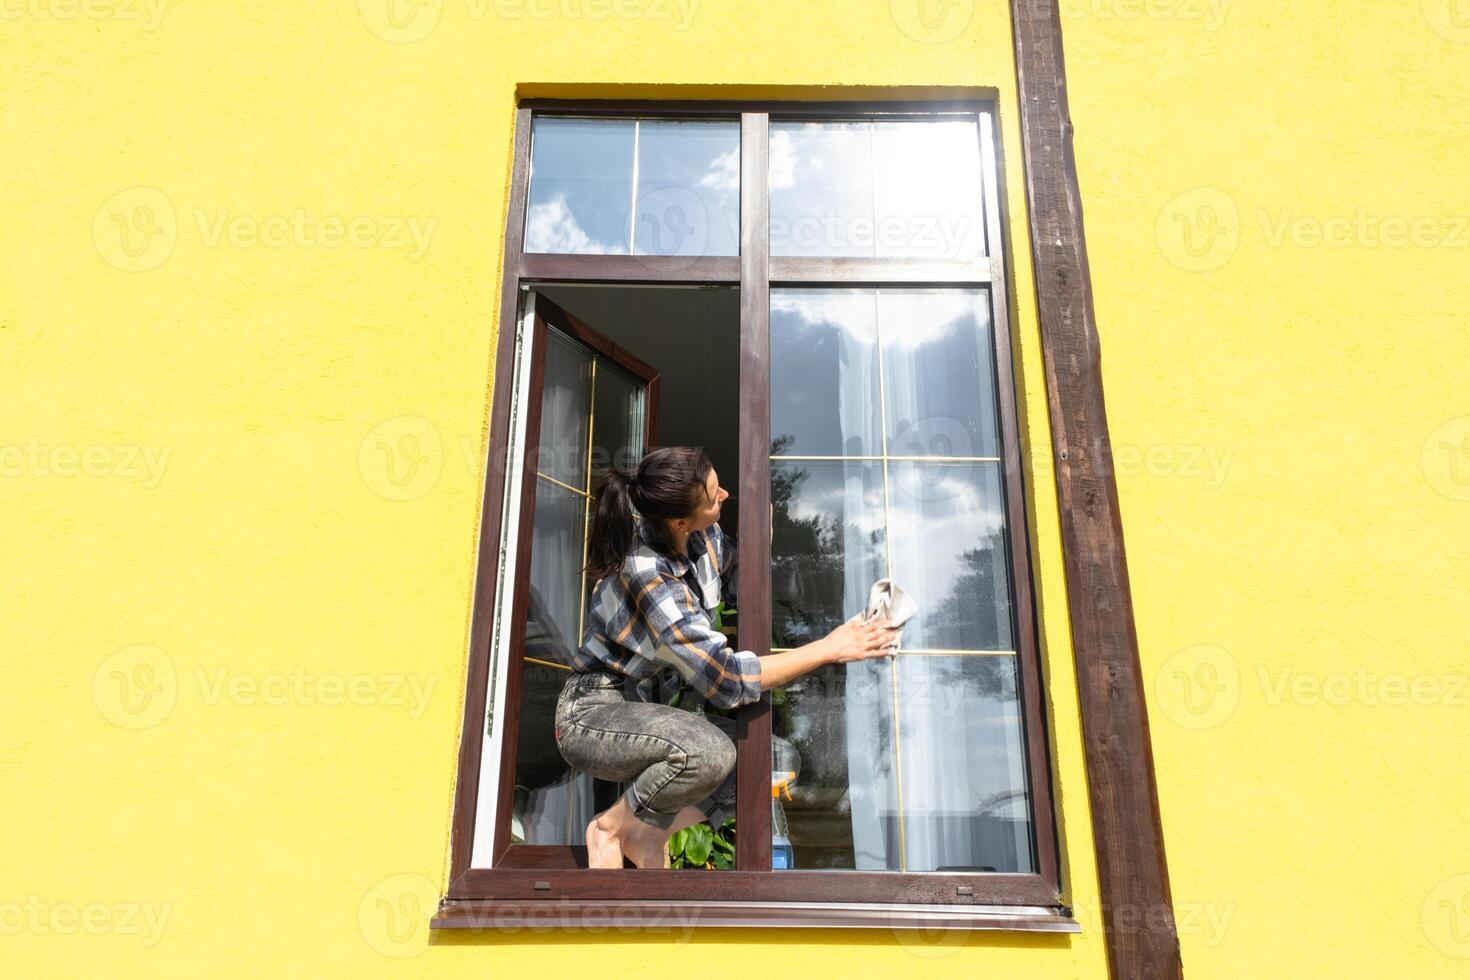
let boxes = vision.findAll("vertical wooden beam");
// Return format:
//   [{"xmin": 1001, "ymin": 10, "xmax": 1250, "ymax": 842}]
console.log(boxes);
[{"xmin": 1007, "ymin": 3, "xmax": 1183, "ymax": 977}]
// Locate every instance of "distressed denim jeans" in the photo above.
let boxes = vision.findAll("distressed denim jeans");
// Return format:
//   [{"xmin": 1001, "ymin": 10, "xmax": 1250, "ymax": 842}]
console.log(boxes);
[{"xmin": 553, "ymin": 669, "xmax": 738, "ymax": 832}]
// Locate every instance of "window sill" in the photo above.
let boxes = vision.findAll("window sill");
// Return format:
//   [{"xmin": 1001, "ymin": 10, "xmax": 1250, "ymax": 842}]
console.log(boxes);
[{"xmin": 431, "ymin": 898, "xmax": 1080, "ymax": 933}]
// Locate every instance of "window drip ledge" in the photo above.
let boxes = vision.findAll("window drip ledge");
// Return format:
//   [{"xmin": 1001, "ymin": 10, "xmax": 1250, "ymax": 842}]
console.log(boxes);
[{"xmin": 430, "ymin": 898, "xmax": 1081, "ymax": 933}]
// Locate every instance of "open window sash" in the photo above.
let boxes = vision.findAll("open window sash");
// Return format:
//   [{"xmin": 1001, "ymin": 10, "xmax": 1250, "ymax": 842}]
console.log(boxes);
[{"xmin": 482, "ymin": 290, "xmax": 661, "ymax": 869}]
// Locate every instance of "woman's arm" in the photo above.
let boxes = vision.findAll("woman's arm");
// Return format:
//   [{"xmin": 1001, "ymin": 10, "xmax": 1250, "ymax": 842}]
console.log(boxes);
[
  {"xmin": 707, "ymin": 521, "xmax": 897, "ymax": 692},
  {"xmin": 755, "ymin": 615, "xmax": 897, "ymax": 691}
]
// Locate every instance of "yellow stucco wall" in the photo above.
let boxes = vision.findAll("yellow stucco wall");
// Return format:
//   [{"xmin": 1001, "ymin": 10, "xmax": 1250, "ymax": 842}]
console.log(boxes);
[
  {"xmin": 2, "ymin": 2, "xmax": 1464, "ymax": 977},
  {"xmin": 1062, "ymin": 2, "xmax": 1470, "ymax": 977}
]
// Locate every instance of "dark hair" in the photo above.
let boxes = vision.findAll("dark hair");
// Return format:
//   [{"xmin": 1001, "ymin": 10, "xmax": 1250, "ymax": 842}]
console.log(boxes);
[{"xmin": 585, "ymin": 446, "xmax": 713, "ymax": 581}]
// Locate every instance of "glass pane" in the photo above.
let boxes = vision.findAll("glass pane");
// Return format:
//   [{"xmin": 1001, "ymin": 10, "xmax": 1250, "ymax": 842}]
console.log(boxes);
[
  {"xmin": 771, "ymin": 660, "xmax": 900, "ymax": 870},
  {"xmin": 771, "ymin": 657, "xmax": 1033, "ymax": 872},
  {"xmin": 590, "ymin": 366, "xmax": 644, "ymax": 488},
  {"xmin": 633, "ymin": 120, "xmax": 740, "ymax": 257},
  {"xmin": 512, "ymin": 660, "xmax": 598, "ymax": 845},
  {"xmin": 514, "ymin": 477, "xmax": 594, "ymax": 846},
  {"xmin": 769, "ymin": 121, "xmax": 873, "ymax": 257},
  {"xmin": 888, "ymin": 461, "xmax": 1012, "ymax": 650},
  {"xmin": 770, "ymin": 119, "xmax": 985, "ymax": 260},
  {"xmin": 893, "ymin": 656, "xmax": 1033, "ymax": 872},
  {"xmin": 526, "ymin": 479, "xmax": 586, "ymax": 660},
  {"xmin": 871, "ymin": 120, "xmax": 986, "ymax": 261},
  {"xmin": 770, "ymin": 290, "xmax": 881, "ymax": 457},
  {"xmin": 771, "ymin": 460, "xmax": 886, "ymax": 648},
  {"xmin": 525, "ymin": 117, "xmax": 634, "ymax": 254},
  {"xmin": 536, "ymin": 331, "xmax": 593, "ymax": 489},
  {"xmin": 512, "ymin": 322, "xmax": 658, "ymax": 849},
  {"xmin": 879, "ymin": 290, "xmax": 999, "ymax": 460}
]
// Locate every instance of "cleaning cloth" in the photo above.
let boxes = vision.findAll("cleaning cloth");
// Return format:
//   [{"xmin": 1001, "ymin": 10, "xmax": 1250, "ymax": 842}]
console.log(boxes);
[{"xmin": 860, "ymin": 578, "xmax": 918, "ymax": 653}]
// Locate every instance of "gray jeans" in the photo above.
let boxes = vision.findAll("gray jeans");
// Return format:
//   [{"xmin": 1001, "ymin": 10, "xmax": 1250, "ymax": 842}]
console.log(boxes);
[{"xmin": 553, "ymin": 669, "xmax": 739, "ymax": 832}]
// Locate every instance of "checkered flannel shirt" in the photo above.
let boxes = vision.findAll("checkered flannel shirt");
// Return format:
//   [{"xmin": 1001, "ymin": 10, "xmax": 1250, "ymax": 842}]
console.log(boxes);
[{"xmin": 574, "ymin": 515, "xmax": 761, "ymax": 711}]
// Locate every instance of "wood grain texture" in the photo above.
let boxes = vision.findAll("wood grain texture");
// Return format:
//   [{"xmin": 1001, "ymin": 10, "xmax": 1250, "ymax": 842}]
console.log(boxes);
[
  {"xmin": 734, "ymin": 110, "xmax": 774, "ymax": 873},
  {"xmin": 1007, "ymin": 2, "xmax": 1183, "ymax": 977}
]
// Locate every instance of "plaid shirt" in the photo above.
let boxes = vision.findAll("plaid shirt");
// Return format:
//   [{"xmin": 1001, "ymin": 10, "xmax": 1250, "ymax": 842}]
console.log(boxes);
[{"xmin": 574, "ymin": 516, "xmax": 762, "ymax": 711}]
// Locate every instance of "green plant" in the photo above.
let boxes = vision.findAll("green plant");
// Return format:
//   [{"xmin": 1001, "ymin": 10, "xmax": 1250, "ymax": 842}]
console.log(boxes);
[{"xmin": 667, "ymin": 818, "xmax": 736, "ymax": 869}]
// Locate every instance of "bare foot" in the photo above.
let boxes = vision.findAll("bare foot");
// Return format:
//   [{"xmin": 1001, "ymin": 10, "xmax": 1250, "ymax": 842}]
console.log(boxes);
[
  {"xmin": 585, "ymin": 808, "xmax": 624, "ymax": 869},
  {"xmin": 620, "ymin": 819, "xmax": 671, "ymax": 869}
]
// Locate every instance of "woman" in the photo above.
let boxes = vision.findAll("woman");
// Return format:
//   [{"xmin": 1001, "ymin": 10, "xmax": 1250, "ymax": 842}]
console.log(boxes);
[{"xmin": 554, "ymin": 446, "xmax": 897, "ymax": 869}]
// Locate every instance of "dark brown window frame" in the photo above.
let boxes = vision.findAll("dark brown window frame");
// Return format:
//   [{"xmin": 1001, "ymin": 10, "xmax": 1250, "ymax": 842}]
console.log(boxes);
[
  {"xmin": 437, "ymin": 8, "xmax": 1183, "ymax": 972},
  {"xmin": 438, "ymin": 95, "xmax": 1085, "ymax": 934}
]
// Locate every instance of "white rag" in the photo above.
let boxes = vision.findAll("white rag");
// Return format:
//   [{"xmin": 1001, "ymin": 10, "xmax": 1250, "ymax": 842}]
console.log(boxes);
[{"xmin": 860, "ymin": 578, "xmax": 918, "ymax": 653}]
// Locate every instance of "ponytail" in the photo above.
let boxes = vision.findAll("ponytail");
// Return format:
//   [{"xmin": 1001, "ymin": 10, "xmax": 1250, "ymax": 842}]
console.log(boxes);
[
  {"xmin": 586, "ymin": 467, "xmax": 638, "ymax": 582},
  {"xmin": 583, "ymin": 446, "xmax": 714, "ymax": 581}
]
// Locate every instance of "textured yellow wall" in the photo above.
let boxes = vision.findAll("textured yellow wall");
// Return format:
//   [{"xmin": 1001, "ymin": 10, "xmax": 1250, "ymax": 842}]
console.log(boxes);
[
  {"xmin": 1, "ymin": 2, "xmax": 1106, "ymax": 976},
  {"xmin": 1062, "ymin": 1, "xmax": 1470, "ymax": 976},
  {"xmin": 3, "ymin": 0, "xmax": 1464, "ymax": 977}
]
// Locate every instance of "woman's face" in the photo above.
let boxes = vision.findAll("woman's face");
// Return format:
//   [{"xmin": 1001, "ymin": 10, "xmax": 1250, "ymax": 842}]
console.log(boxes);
[{"xmin": 675, "ymin": 466, "xmax": 728, "ymax": 535}]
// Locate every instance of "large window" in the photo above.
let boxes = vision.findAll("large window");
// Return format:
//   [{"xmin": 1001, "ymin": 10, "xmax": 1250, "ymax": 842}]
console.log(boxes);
[{"xmin": 443, "ymin": 100, "xmax": 1067, "ymax": 931}]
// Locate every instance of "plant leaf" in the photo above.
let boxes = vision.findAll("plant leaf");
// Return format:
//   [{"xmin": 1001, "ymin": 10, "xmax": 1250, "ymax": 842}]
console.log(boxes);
[{"xmin": 685, "ymin": 825, "xmax": 713, "ymax": 865}]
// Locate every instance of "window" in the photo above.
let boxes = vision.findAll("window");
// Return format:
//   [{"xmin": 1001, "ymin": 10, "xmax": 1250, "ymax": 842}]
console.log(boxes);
[{"xmin": 442, "ymin": 100, "xmax": 1070, "ymax": 931}]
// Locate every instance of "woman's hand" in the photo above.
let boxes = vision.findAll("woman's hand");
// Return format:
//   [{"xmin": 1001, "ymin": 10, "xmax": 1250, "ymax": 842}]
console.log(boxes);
[
  {"xmin": 754, "ymin": 615, "xmax": 900, "ymax": 693},
  {"xmin": 823, "ymin": 614, "xmax": 899, "ymax": 663}
]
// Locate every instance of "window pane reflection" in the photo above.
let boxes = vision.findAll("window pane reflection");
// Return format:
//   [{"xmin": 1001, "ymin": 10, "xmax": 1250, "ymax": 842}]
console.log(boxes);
[
  {"xmin": 514, "ymin": 320, "xmax": 649, "ymax": 847},
  {"xmin": 590, "ymin": 366, "xmax": 645, "ymax": 487},
  {"xmin": 525, "ymin": 116, "xmax": 739, "ymax": 256},
  {"xmin": 525, "ymin": 117, "xmax": 635, "ymax": 254},
  {"xmin": 527, "ymin": 479, "xmax": 585, "ymax": 660},
  {"xmin": 768, "ymin": 285, "xmax": 1031, "ymax": 873},
  {"xmin": 879, "ymin": 290, "xmax": 999, "ymax": 460},
  {"xmin": 770, "ymin": 656, "xmax": 1032, "ymax": 872},
  {"xmin": 513, "ymin": 660, "xmax": 598, "ymax": 846},
  {"xmin": 893, "ymin": 656, "xmax": 1032, "ymax": 872},
  {"xmin": 770, "ymin": 119, "xmax": 986, "ymax": 260},
  {"xmin": 888, "ymin": 461, "xmax": 1012, "ymax": 651},
  {"xmin": 771, "ymin": 660, "xmax": 899, "ymax": 869},
  {"xmin": 770, "ymin": 290, "xmax": 881, "ymax": 457},
  {"xmin": 770, "ymin": 122, "xmax": 873, "ymax": 258},
  {"xmin": 633, "ymin": 120, "xmax": 739, "ymax": 257},
  {"xmin": 771, "ymin": 460, "xmax": 886, "ymax": 648},
  {"xmin": 515, "ymin": 480, "xmax": 594, "ymax": 846},
  {"xmin": 537, "ymin": 331, "xmax": 592, "ymax": 489},
  {"xmin": 771, "ymin": 288, "xmax": 998, "ymax": 460}
]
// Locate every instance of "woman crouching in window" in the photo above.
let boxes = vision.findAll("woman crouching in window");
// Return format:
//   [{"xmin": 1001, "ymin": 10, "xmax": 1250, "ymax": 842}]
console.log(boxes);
[{"xmin": 554, "ymin": 446, "xmax": 897, "ymax": 869}]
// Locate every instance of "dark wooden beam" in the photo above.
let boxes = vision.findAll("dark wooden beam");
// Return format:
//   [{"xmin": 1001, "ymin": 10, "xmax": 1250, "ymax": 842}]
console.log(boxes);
[{"xmin": 1007, "ymin": 2, "xmax": 1183, "ymax": 978}]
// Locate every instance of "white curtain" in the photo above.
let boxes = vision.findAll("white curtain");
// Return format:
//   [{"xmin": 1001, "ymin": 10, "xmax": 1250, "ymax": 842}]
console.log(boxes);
[{"xmin": 839, "ymin": 292, "xmax": 898, "ymax": 870}]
